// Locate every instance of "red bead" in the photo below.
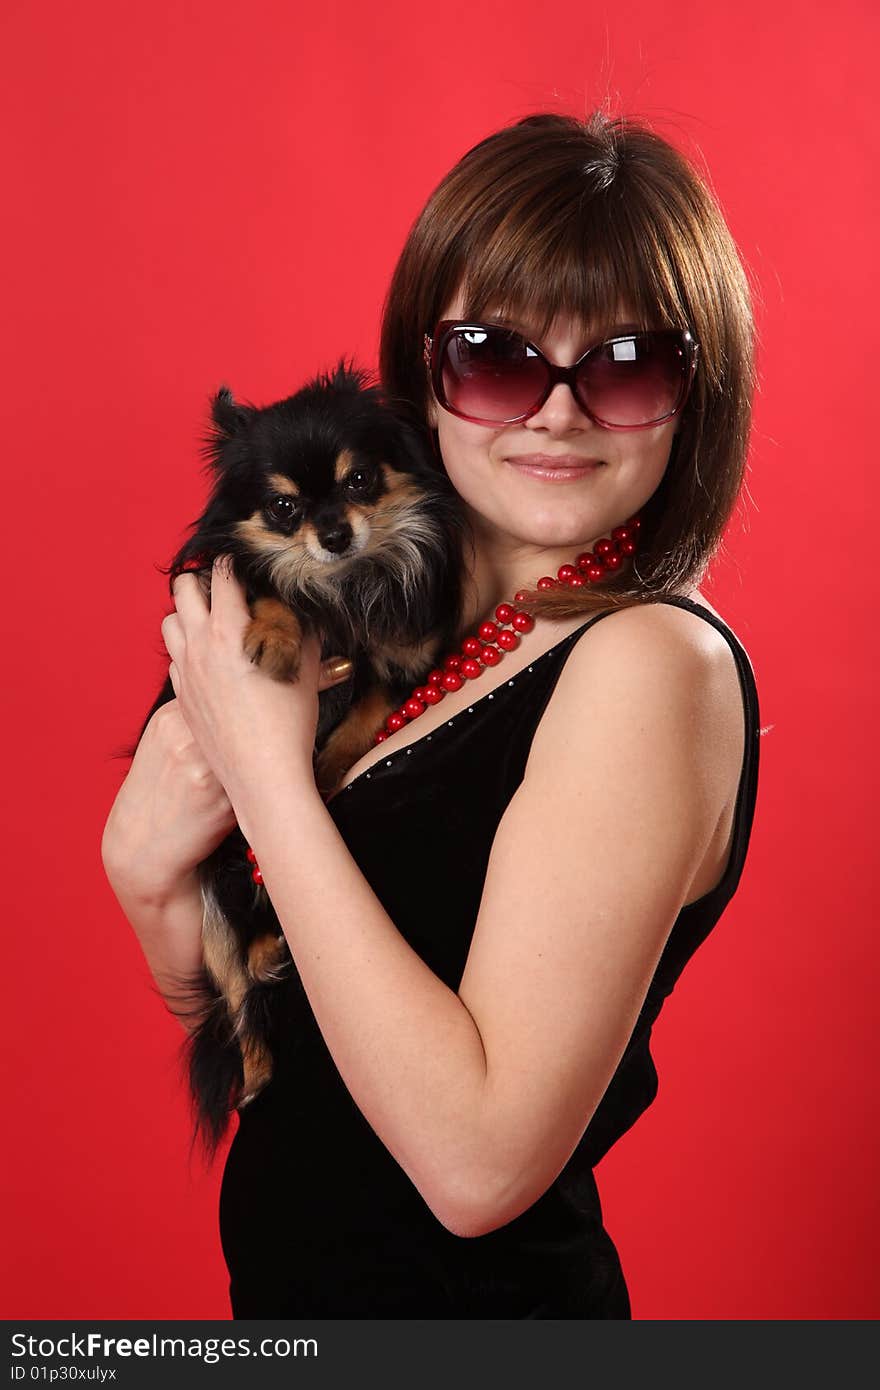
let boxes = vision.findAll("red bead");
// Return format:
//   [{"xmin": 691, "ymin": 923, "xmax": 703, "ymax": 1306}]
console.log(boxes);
[
  {"xmin": 368, "ymin": 528, "xmax": 644, "ymax": 744},
  {"xmin": 252, "ymin": 868, "xmax": 263, "ymax": 885},
  {"xmin": 246, "ymin": 847, "xmax": 257, "ymax": 863},
  {"xmin": 511, "ymin": 611, "xmax": 535, "ymax": 632}
]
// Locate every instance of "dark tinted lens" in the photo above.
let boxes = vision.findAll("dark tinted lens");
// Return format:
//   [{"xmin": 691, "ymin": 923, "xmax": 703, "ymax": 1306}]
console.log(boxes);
[
  {"xmin": 440, "ymin": 326, "xmax": 547, "ymax": 422},
  {"xmin": 577, "ymin": 334, "xmax": 688, "ymax": 426}
]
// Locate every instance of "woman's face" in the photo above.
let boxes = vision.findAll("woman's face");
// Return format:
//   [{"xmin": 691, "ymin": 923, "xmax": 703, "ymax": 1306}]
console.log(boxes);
[{"xmin": 427, "ymin": 291, "xmax": 680, "ymax": 553}]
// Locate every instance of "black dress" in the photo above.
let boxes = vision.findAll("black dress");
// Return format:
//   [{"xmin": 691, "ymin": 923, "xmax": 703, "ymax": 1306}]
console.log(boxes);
[{"xmin": 218, "ymin": 596, "xmax": 761, "ymax": 1318}]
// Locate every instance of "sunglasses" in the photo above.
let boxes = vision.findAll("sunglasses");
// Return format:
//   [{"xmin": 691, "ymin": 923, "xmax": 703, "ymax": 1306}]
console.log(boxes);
[{"xmin": 424, "ymin": 320, "xmax": 700, "ymax": 430}]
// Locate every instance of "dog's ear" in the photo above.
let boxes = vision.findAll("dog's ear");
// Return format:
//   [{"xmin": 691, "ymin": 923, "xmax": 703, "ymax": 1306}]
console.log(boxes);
[
  {"xmin": 210, "ymin": 385, "xmax": 254, "ymax": 438},
  {"xmin": 198, "ymin": 385, "xmax": 256, "ymax": 472}
]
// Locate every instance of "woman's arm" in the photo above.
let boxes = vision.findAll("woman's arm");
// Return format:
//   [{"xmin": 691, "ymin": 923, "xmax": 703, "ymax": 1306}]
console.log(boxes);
[
  {"xmin": 101, "ymin": 642, "xmax": 356, "ymax": 1036},
  {"xmin": 100, "ymin": 695, "xmax": 239, "ymax": 1033},
  {"xmin": 230, "ymin": 602, "xmax": 740, "ymax": 1238},
  {"xmin": 101, "ymin": 864, "xmax": 212, "ymax": 1035}
]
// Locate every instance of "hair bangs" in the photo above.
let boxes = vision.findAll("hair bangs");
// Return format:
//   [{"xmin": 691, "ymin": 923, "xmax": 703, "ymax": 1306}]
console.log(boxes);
[{"xmin": 453, "ymin": 194, "xmax": 688, "ymax": 345}]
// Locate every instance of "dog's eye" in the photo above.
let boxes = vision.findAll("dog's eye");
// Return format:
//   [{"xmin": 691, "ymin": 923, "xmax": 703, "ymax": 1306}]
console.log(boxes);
[
  {"xmin": 345, "ymin": 468, "xmax": 376, "ymax": 494},
  {"xmin": 266, "ymin": 495, "xmax": 301, "ymax": 525}
]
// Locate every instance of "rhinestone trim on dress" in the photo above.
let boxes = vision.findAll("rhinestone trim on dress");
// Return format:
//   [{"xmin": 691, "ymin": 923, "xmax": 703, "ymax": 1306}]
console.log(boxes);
[{"xmin": 339, "ymin": 635, "xmax": 578, "ymax": 794}]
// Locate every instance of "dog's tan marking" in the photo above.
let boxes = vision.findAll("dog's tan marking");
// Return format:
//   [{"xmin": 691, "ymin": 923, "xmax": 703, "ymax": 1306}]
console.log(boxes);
[
  {"xmin": 378, "ymin": 462, "xmax": 420, "ymax": 497},
  {"xmin": 372, "ymin": 631, "xmax": 444, "ymax": 683},
  {"xmin": 359, "ymin": 477, "xmax": 431, "ymax": 551},
  {"xmin": 246, "ymin": 932, "xmax": 289, "ymax": 983},
  {"xmin": 239, "ymin": 1041, "xmax": 273, "ymax": 1105},
  {"xmin": 231, "ymin": 522, "xmax": 341, "ymax": 595},
  {"xmin": 266, "ymin": 472, "xmax": 300, "ymax": 496},
  {"xmin": 334, "ymin": 447, "xmax": 354, "ymax": 486},
  {"xmin": 242, "ymin": 595, "xmax": 304, "ymax": 680},
  {"xmin": 316, "ymin": 686, "xmax": 398, "ymax": 799},
  {"xmin": 234, "ymin": 516, "xmax": 293, "ymax": 551},
  {"xmin": 201, "ymin": 885, "xmax": 250, "ymax": 1007}
]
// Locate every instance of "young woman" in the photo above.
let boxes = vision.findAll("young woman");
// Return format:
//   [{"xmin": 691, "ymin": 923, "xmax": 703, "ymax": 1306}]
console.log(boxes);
[{"xmin": 101, "ymin": 111, "xmax": 761, "ymax": 1319}]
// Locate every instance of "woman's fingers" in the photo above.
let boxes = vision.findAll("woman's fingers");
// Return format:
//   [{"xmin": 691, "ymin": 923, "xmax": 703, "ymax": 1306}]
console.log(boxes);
[
  {"xmin": 167, "ymin": 574, "xmax": 352, "ymax": 694},
  {"xmin": 170, "ymin": 569, "xmax": 209, "ymax": 625},
  {"xmin": 207, "ymin": 553, "xmax": 251, "ymax": 634},
  {"xmin": 318, "ymin": 656, "xmax": 354, "ymax": 691},
  {"xmin": 160, "ymin": 610, "xmax": 184, "ymax": 660},
  {"xmin": 300, "ymin": 627, "xmax": 354, "ymax": 692}
]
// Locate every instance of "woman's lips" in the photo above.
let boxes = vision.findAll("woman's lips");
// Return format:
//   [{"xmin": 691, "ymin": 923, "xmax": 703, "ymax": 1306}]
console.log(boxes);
[{"xmin": 504, "ymin": 455, "xmax": 605, "ymax": 482}]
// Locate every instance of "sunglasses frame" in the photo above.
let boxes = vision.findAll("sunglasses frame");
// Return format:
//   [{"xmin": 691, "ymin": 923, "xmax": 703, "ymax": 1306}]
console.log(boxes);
[{"xmin": 423, "ymin": 320, "xmax": 701, "ymax": 430}]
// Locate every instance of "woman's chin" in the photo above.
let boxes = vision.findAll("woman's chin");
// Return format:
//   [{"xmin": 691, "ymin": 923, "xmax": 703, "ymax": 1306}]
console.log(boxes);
[
  {"xmin": 462, "ymin": 494, "xmax": 617, "ymax": 554},
  {"xmin": 503, "ymin": 508, "xmax": 608, "ymax": 552}
]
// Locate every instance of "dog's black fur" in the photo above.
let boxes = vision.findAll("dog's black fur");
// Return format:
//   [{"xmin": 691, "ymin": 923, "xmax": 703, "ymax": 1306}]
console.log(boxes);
[{"xmin": 116, "ymin": 361, "xmax": 465, "ymax": 1161}]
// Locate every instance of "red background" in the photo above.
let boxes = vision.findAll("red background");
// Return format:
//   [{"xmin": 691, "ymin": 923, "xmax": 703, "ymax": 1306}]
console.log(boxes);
[{"xmin": 2, "ymin": 0, "xmax": 876, "ymax": 1320}]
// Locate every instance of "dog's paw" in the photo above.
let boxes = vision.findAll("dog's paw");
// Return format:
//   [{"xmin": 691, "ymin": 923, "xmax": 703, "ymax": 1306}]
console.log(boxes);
[
  {"xmin": 246, "ymin": 931, "xmax": 290, "ymax": 984},
  {"xmin": 242, "ymin": 616, "xmax": 302, "ymax": 681},
  {"xmin": 239, "ymin": 1042, "xmax": 273, "ymax": 1106}
]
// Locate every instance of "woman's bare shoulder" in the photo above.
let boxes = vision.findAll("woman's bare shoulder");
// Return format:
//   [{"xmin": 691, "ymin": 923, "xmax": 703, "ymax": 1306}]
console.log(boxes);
[
  {"xmin": 524, "ymin": 588, "xmax": 745, "ymax": 822},
  {"xmin": 567, "ymin": 585, "xmax": 744, "ymax": 682}
]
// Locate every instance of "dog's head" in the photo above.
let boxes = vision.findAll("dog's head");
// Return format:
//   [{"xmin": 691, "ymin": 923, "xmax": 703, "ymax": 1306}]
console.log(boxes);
[{"xmin": 167, "ymin": 362, "xmax": 463, "ymax": 636}]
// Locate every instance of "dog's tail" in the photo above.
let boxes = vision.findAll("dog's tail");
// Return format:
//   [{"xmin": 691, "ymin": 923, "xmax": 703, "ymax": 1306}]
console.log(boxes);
[{"xmin": 183, "ymin": 994, "xmax": 246, "ymax": 1164}]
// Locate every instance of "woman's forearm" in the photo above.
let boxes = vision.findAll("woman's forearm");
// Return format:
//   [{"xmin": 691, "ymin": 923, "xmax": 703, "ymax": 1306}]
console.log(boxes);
[
  {"xmin": 232, "ymin": 779, "xmax": 491, "ymax": 1235},
  {"xmin": 102, "ymin": 860, "xmax": 211, "ymax": 1035}
]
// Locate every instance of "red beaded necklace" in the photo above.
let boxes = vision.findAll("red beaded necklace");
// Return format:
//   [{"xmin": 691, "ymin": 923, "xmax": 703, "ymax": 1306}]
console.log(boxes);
[{"xmin": 245, "ymin": 513, "xmax": 641, "ymax": 883}]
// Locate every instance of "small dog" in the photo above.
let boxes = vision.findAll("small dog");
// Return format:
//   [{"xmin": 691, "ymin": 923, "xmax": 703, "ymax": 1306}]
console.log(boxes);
[{"xmin": 120, "ymin": 361, "xmax": 464, "ymax": 1157}]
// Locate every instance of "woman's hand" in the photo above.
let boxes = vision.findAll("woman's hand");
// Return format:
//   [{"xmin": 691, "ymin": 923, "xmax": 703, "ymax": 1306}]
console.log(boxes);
[
  {"xmin": 101, "ymin": 696, "xmax": 240, "ymax": 903},
  {"xmin": 160, "ymin": 555, "xmax": 349, "ymax": 817},
  {"xmin": 102, "ymin": 615, "xmax": 353, "ymax": 903}
]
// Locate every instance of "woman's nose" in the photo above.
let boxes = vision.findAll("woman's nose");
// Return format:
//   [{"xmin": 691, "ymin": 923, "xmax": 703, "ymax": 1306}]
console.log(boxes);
[{"xmin": 523, "ymin": 381, "xmax": 595, "ymax": 433}]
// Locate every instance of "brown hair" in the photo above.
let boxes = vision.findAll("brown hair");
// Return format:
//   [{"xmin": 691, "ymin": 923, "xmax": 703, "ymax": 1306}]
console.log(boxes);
[{"xmin": 378, "ymin": 110, "xmax": 757, "ymax": 620}]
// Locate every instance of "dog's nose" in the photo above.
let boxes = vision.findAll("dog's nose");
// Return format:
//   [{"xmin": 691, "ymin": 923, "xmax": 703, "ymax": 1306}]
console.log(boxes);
[{"xmin": 319, "ymin": 524, "xmax": 353, "ymax": 554}]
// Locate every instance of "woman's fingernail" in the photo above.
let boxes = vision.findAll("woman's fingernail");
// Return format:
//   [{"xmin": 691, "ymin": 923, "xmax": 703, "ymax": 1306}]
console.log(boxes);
[{"xmin": 325, "ymin": 657, "xmax": 353, "ymax": 680}]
